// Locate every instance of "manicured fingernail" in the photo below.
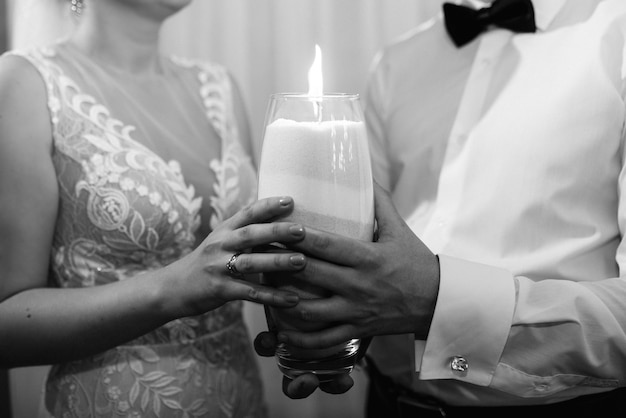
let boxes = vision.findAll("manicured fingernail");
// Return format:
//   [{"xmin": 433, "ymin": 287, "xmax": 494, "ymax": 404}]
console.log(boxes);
[
  {"xmin": 289, "ymin": 225, "xmax": 304, "ymax": 237},
  {"xmin": 285, "ymin": 294, "xmax": 299, "ymax": 304},
  {"xmin": 279, "ymin": 197, "xmax": 293, "ymax": 206},
  {"xmin": 289, "ymin": 255, "xmax": 305, "ymax": 267}
]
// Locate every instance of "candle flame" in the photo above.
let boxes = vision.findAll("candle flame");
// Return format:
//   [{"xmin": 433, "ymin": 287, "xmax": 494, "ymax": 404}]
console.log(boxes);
[{"xmin": 307, "ymin": 44, "xmax": 323, "ymax": 97}]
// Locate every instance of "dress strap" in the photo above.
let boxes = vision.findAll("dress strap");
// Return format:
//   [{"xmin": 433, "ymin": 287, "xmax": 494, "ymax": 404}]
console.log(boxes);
[
  {"xmin": 170, "ymin": 57, "xmax": 238, "ymax": 144},
  {"xmin": 169, "ymin": 57, "xmax": 253, "ymax": 228}
]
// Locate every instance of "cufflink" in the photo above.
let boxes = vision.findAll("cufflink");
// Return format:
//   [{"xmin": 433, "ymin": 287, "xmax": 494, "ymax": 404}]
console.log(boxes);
[{"xmin": 450, "ymin": 356, "xmax": 469, "ymax": 373}]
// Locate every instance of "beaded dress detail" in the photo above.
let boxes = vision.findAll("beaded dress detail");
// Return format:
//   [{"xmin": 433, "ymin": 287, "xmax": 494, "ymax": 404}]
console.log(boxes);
[{"xmin": 10, "ymin": 42, "xmax": 266, "ymax": 418}]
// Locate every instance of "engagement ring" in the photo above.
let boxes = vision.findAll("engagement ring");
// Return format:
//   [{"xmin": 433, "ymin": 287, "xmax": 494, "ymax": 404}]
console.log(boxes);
[{"xmin": 226, "ymin": 252, "xmax": 244, "ymax": 277}]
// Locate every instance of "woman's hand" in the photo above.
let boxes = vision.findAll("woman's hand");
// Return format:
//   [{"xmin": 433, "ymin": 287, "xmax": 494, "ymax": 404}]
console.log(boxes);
[{"xmin": 160, "ymin": 196, "xmax": 308, "ymax": 318}]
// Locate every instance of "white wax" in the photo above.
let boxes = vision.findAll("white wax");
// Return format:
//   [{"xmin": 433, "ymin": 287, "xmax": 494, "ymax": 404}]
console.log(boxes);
[{"xmin": 258, "ymin": 118, "xmax": 374, "ymax": 240}]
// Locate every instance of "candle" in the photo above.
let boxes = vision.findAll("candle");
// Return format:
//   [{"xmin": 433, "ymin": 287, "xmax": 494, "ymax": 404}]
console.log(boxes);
[
  {"xmin": 257, "ymin": 45, "xmax": 374, "ymax": 376},
  {"xmin": 258, "ymin": 118, "xmax": 373, "ymax": 241},
  {"xmin": 308, "ymin": 44, "xmax": 323, "ymax": 97},
  {"xmin": 258, "ymin": 45, "xmax": 374, "ymax": 242}
]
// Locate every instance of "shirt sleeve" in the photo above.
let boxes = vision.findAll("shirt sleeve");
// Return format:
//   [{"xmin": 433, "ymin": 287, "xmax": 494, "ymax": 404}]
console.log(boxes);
[
  {"xmin": 419, "ymin": 255, "xmax": 515, "ymax": 387},
  {"xmin": 419, "ymin": 250, "xmax": 626, "ymax": 398}
]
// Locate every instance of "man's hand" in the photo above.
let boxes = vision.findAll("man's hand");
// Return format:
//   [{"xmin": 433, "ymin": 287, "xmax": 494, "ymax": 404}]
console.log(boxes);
[{"xmin": 277, "ymin": 183, "xmax": 440, "ymax": 350}]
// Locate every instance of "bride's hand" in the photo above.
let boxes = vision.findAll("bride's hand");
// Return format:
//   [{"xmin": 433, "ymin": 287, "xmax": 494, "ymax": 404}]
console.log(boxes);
[{"xmin": 160, "ymin": 196, "xmax": 307, "ymax": 318}]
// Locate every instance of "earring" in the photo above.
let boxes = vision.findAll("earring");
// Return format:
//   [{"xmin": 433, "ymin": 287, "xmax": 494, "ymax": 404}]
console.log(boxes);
[{"xmin": 70, "ymin": 0, "xmax": 83, "ymax": 15}]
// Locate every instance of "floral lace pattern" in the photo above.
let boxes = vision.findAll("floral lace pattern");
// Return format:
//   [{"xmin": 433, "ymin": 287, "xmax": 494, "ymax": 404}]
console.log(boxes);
[{"xmin": 13, "ymin": 46, "xmax": 265, "ymax": 418}]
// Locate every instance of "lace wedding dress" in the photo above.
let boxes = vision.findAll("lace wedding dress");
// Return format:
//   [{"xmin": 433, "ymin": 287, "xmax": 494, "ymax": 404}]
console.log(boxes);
[{"xmin": 9, "ymin": 41, "xmax": 267, "ymax": 418}]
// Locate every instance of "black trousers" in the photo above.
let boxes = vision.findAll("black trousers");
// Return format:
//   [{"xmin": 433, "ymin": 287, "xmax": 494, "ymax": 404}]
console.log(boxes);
[{"xmin": 365, "ymin": 357, "xmax": 626, "ymax": 418}]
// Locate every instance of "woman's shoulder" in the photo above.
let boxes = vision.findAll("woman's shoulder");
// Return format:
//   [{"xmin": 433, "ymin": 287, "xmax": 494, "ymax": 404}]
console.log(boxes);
[
  {"xmin": 0, "ymin": 49, "xmax": 53, "ymax": 159},
  {"xmin": 0, "ymin": 47, "xmax": 41, "ymax": 75},
  {"xmin": 3, "ymin": 42, "xmax": 60, "ymax": 63},
  {"xmin": 0, "ymin": 49, "xmax": 49, "ymax": 106},
  {"xmin": 1, "ymin": 43, "xmax": 64, "ymax": 85}
]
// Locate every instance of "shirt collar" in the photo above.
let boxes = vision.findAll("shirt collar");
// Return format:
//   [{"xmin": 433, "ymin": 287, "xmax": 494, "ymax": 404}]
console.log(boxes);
[{"xmin": 532, "ymin": 0, "xmax": 567, "ymax": 31}]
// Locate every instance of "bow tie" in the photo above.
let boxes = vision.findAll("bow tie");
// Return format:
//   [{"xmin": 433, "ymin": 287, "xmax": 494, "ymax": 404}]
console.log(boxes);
[{"xmin": 443, "ymin": 0, "xmax": 536, "ymax": 47}]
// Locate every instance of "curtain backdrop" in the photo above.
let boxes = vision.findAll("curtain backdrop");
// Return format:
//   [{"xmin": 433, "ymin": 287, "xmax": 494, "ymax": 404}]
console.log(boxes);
[
  {"xmin": 159, "ymin": 0, "xmax": 443, "ymax": 161},
  {"xmin": 7, "ymin": 1, "xmax": 443, "ymax": 417}
]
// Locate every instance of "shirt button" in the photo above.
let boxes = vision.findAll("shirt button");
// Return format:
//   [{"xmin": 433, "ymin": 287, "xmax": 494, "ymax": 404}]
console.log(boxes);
[{"xmin": 450, "ymin": 356, "xmax": 469, "ymax": 373}]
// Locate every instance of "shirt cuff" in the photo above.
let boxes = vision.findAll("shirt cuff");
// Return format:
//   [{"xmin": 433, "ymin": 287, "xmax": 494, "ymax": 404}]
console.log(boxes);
[{"xmin": 417, "ymin": 254, "xmax": 516, "ymax": 386}]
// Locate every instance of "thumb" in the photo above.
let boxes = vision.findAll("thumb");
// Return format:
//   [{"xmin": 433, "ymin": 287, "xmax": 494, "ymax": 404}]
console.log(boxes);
[{"xmin": 373, "ymin": 181, "xmax": 409, "ymax": 241}]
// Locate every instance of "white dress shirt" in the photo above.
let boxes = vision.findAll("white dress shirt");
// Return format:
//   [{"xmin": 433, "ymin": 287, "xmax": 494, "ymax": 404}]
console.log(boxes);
[{"xmin": 365, "ymin": 0, "xmax": 626, "ymax": 406}]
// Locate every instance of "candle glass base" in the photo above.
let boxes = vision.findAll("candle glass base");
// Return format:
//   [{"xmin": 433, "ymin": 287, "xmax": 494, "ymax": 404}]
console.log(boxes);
[{"xmin": 275, "ymin": 339, "xmax": 361, "ymax": 383}]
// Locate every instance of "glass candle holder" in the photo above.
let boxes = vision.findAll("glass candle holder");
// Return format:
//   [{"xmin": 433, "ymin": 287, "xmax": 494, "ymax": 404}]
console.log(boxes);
[{"xmin": 257, "ymin": 93, "xmax": 374, "ymax": 382}]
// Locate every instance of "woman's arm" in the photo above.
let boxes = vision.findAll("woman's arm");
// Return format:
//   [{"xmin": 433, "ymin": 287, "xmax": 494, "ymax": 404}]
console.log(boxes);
[{"xmin": 0, "ymin": 56, "xmax": 306, "ymax": 368}]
